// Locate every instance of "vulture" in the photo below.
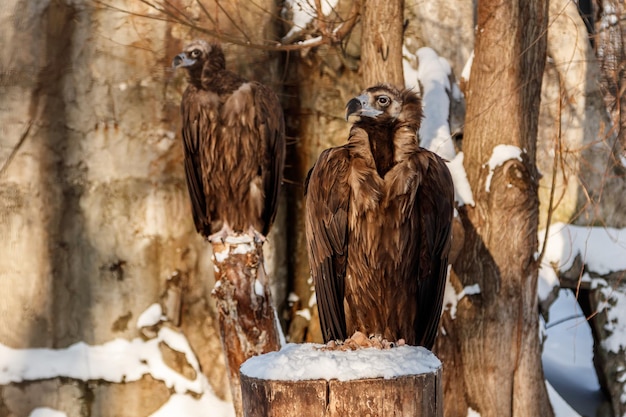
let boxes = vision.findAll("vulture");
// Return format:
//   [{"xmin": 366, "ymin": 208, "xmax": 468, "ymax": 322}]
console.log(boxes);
[
  {"xmin": 172, "ymin": 40, "xmax": 285, "ymax": 242},
  {"xmin": 304, "ymin": 84, "xmax": 454, "ymax": 349}
]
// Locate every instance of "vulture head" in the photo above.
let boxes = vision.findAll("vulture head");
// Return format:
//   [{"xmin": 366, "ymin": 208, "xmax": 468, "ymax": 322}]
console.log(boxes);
[
  {"xmin": 345, "ymin": 84, "xmax": 423, "ymax": 128},
  {"xmin": 345, "ymin": 84, "xmax": 404, "ymax": 122},
  {"xmin": 172, "ymin": 40, "xmax": 226, "ymax": 83}
]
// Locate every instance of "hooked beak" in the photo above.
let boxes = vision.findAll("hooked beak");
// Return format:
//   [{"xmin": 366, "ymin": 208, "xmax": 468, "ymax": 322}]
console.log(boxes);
[
  {"xmin": 345, "ymin": 94, "xmax": 383, "ymax": 121},
  {"xmin": 172, "ymin": 53, "xmax": 196, "ymax": 69}
]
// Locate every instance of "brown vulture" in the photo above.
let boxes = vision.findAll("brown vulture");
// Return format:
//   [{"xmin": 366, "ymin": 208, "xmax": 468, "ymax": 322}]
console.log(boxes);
[
  {"xmin": 172, "ymin": 40, "xmax": 285, "ymax": 242},
  {"xmin": 304, "ymin": 84, "xmax": 454, "ymax": 349}
]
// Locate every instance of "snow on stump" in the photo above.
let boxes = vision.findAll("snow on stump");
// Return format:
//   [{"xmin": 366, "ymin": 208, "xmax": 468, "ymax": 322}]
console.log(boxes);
[
  {"xmin": 240, "ymin": 343, "xmax": 442, "ymax": 417},
  {"xmin": 211, "ymin": 235, "xmax": 282, "ymax": 417}
]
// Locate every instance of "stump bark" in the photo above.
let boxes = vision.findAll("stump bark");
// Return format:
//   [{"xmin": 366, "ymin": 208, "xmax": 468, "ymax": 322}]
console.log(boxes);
[
  {"xmin": 211, "ymin": 236, "xmax": 282, "ymax": 417},
  {"xmin": 239, "ymin": 344, "xmax": 442, "ymax": 417}
]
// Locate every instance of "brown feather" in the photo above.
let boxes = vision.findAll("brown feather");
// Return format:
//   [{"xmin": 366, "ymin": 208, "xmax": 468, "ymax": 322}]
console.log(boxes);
[
  {"xmin": 174, "ymin": 40, "xmax": 285, "ymax": 238},
  {"xmin": 305, "ymin": 84, "xmax": 454, "ymax": 348}
]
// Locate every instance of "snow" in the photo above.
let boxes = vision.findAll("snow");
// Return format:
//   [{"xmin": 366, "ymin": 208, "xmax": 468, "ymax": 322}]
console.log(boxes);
[
  {"xmin": 546, "ymin": 381, "xmax": 583, "ymax": 417},
  {"xmin": 538, "ymin": 222, "xmax": 626, "ymax": 277},
  {"xmin": 213, "ymin": 247, "xmax": 229, "ymax": 263},
  {"xmin": 536, "ymin": 222, "xmax": 626, "ymax": 414},
  {"xmin": 542, "ymin": 289, "xmax": 602, "ymax": 417},
  {"xmin": 240, "ymin": 343, "xmax": 441, "ymax": 382},
  {"xmin": 538, "ymin": 220, "xmax": 626, "ymax": 359},
  {"xmin": 282, "ymin": 0, "xmax": 338, "ymax": 40},
  {"xmin": 466, "ymin": 407, "xmax": 481, "ymax": 417},
  {"xmin": 137, "ymin": 303, "xmax": 166, "ymax": 328},
  {"xmin": 402, "ymin": 46, "xmax": 421, "ymax": 92},
  {"xmin": 0, "ymin": 304, "xmax": 235, "ymax": 417},
  {"xmin": 415, "ymin": 47, "xmax": 457, "ymax": 161},
  {"xmin": 461, "ymin": 50, "xmax": 474, "ymax": 84},
  {"xmin": 0, "ymin": 327, "xmax": 203, "ymax": 393},
  {"xmin": 295, "ymin": 308, "xmax": 312, "ymax": 321},
  {"xmin": 484, "ymin": 145, "xmax": 523, "ymax": 192},
  {"xmin": 29, "ymin": 409, "xmax": 68, "ymax": 417},
  {"xmin": 232, "ymin": 242, "xmax": 255, "ymax": 255},
  {"xmin": 403, "ymin": 46, "xmax": 475, "ymax": 206},
  {"xmin": 254, "ymin": 279, "xmax": 264, "ymax": 296},
  {"xmin": 442, "ymin": 274, "xmax": 481, "ymax": 320},
  {"xmin": 287, "ymin": 292, "xmax": 300, "ymax": 303},
  {"xmin": 597, "ymin": 285, "xmax": 626, "ymax": 353},
  {"xmin": 447, "ymin": 152, "xmax": 475, "ymax": 206}
]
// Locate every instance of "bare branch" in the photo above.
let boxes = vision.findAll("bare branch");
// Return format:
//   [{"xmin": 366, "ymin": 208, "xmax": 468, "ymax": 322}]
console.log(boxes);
[
  {"xmin": 0, "ymin": 120, "xmax": 34, "ymax": 178},
  {"xmin": 94, "ymin": 0, "xmax": 361, "ymax": 53}
]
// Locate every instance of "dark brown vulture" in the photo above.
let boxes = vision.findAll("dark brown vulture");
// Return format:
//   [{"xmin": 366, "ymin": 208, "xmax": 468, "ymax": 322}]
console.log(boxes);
[
  {"xmin": 304, "ymin": 84, "xmax": 454, "ymax": 349},
  {"xmin": 172, "ymin": 40, "xmax": 285, "ymax": 242}
]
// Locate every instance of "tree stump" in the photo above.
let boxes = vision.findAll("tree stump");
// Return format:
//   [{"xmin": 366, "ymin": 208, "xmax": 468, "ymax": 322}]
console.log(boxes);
[
  {"xmin": 211, "ymin": 236, "xmax": 282, "ymax": 417},
  {"xmin": 240, "ymin": 343, "xmax": 442, "ymax": 417}
]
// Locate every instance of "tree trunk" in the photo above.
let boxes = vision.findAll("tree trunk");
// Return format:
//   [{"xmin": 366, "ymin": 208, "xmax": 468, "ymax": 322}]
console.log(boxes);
[
  {"xmin": 360, "ymin": 0, "xmax": 405, "ymax": 88},
  {"xmin": 0, "ymin": 0, "xmax": 285, "ymax": 414},
  {"xmin": 596, "ymin": 0, "xmax": 626, "ymax": 155},
  {"xmin": 434, "ymin": 0, "xmax": 553, "ymax": 416},
  {"xmin": 211, "ymin": 239, "xmax": 282, "ymax": 417}
]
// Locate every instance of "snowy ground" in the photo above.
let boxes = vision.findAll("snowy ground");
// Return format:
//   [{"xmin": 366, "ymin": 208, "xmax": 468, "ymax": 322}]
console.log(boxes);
[
  {"xmin": 1, "ymin": 290, "xmax": 603, "ymax": 417},
  {"xmin": 543, "ymin": 289, "xmax": 604, "ymax": 417}
]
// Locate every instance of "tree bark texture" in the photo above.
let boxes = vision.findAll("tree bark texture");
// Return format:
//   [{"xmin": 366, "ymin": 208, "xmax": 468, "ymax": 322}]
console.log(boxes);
[
  {"xmin": 211, "ymin": 239, "xmax": 282, "ymax": 417},
  {"xmin": 596, "ymin": 0, "xmax": 626, "ymax": 156},
  {"xmin": 0, "ymin": 0, "xmax": 285, "ymax": 414},
  {"xmin": 360, "ymin": 0, "xmax": 405, "ymax": 89},
  {"xmin": 434, "ymin": 0, "xmax": 553, "ymax": 416},
  {"xmin": 240, "ymin": 370, "xmax": 442, "ymax": 417}
]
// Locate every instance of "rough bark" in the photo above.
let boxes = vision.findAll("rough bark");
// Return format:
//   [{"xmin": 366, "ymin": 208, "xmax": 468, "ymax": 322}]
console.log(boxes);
[
  {"xmin": 596, "ymin": 0, "xmax": 626, "ymax": 156},
  {"xmin": 283, "ymin": 0, "xmax": 363, "ymax": 343},
  {"xmin": 211, "ymin": 239, "xmax": 282, "ymax": 417},
  {"xmin": 0, "ymin": 0, "xmax": 285, "ymax": 414},
  {"xmin": 434, "ymin": 0, "xmax": 553, "ymax": 416},
  {"xmin": 241, "ymin": 371, "xmax": 442, "ymax": 417},
  {"xmin": 360, "ymin": 0, "xmax": 405, "ymax": 88}
]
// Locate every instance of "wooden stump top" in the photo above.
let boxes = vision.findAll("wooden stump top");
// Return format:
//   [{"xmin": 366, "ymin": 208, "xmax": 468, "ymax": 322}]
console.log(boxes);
[
  {"xmin": 241, "ymin": 343, "xmax": 440, "ymax": 382},
  {"xmin": 240, "ymin": 343, "xmax": 442, "ymax": 417}
]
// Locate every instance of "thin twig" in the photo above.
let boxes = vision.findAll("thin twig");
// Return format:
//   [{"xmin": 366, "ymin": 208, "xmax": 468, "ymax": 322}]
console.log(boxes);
[
  {"xmin": 537, "ymin": 79, "xmax": 565, "ymax": 266},
  {"xmin": 94, "ymin": 0, "xmax": 360, "ymax": 52},
  {"xmin": 0, "ymin": 120, "xmax": 34, "ymax": 178}
]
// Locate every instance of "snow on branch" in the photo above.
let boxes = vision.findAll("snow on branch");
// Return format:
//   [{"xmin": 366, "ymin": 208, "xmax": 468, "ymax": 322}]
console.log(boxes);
[{"xmin": 537, "ymin": 222, "xmax": 626, "ymax": 354}]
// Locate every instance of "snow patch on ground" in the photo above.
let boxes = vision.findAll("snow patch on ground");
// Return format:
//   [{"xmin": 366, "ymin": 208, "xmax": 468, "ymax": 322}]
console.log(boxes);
[
  {"xmin": 546, "ymin": 380, "xmax": 583, "ymax": 417},
  {"xmin": 543, "ymin": 289, "xmax": 603, "ymax": 417},
  {"xmin": 0, "ymin": 304, "xmax": 235, "ymax": 417}
]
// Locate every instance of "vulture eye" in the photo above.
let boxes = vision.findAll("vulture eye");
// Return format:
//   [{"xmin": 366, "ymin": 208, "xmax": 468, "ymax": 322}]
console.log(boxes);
[
  {"xmin": 376, "ymin": 95, "xmax": 390, "ymax": 106},
  {"xmin": 190, "ymin": 49, "xmax": 201, "ymax": 58}
]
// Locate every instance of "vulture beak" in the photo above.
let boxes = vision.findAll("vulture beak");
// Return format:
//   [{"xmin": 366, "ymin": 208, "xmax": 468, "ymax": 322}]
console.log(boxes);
[
  {"xmin": 172, "ymin": 53, "xmax": 196, "ymax": 69},
  {"xmin": 345, "ymin": 94, "xmax": 383, "ymax": 121}
]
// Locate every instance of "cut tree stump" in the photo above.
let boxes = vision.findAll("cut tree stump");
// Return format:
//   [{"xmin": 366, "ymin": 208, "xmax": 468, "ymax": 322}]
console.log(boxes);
[
  {"xmin": 240, "ymin": 343, "xmax": 442, "ymax": 417},
  {"xmin": 211, "ymin": 236, "xmax": 282, "ymax": 417}
]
